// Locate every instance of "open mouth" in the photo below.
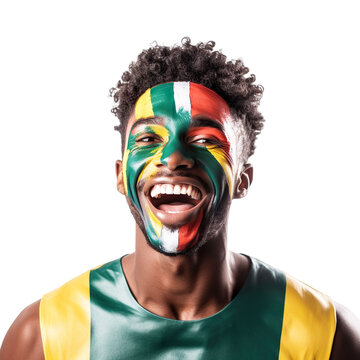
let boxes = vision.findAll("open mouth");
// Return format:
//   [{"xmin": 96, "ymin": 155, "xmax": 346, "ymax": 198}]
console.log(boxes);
[
  {"xmin": 141, "ymin": 177, "xmax": 209, "ymax": 227},
  {"xmin": 149, "ymin": 184, "xmax": 202, "ymax": 212}
]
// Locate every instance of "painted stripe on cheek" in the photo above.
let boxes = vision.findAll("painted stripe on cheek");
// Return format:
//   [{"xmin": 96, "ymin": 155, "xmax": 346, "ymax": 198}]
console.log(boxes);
[
  {"xmin": 135, "ymin": 126, "xmax": 169, "ymax": 185},
  {"xmin": 186, "ymin": 127, "xmax": 233, "ymax": 195},
  {"xmin": 147, "ymin": 205, "xmax": 162, "ymax": 237},
  {"xmin": 207, "ymin": 147, "xmax": 234, "ymax": 196},
  {"xmin": 136, "ymin": 150, "xmax": 162, "ymax": 186}
]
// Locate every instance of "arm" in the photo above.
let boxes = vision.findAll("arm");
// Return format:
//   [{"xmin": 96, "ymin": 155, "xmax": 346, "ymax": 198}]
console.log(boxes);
[
  {"xmin": 330, "ymin": 303, "xmax": 360, "ymax": 359},
  {"xmin": 0, "ymin": 300, "xmax": 44, "ymax": 360}
]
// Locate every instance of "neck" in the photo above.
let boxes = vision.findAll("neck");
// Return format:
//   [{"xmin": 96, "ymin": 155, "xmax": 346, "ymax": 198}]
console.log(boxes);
[{"xmin": 121, "ymin": 225, "xmax": 250, "ymax": 321}]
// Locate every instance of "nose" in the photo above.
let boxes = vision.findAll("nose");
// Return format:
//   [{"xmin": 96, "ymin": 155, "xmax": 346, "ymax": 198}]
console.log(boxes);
[{"xmin": 161, "ymin": 150, "xmax": 195, "ymax": 171}]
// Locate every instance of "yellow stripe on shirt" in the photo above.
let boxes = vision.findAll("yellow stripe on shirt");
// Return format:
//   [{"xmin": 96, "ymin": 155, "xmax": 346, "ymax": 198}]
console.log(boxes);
[
  {"xmin": 278, "ymin": 275, "xmax": 336, "ymax": 359},
  {"xmin": 39, "ymin": 271, "xmax": 91, "ymax": 360}
]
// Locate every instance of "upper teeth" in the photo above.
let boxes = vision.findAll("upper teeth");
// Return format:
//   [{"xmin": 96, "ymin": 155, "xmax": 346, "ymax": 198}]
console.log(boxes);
[{"xmin": 150, "ymin": 184, "xmax": 201, "ymax": 200}]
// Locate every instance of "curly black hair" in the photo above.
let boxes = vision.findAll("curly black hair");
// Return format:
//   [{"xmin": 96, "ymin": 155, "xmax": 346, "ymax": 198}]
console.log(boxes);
[{"xmin": 110, "ymin": 38, "xmax": 264, "ymax": 159}]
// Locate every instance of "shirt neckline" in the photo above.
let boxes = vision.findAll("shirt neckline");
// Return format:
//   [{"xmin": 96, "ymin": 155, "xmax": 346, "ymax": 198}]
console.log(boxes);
[{"xmin": 118, "ymin": 254, "xmax": 254, "ymax": 324}]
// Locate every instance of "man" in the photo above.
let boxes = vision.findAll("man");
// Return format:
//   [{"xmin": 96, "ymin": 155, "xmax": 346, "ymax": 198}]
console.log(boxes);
[{"xmin": 1, "ymin": 38, "xmax": 359, "ymax": 359}]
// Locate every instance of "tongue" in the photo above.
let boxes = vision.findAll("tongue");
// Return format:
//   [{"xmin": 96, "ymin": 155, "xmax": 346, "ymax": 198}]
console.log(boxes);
[{"xmin": 158, "ymin": 202, "xmax": 194, "ymax": 211}]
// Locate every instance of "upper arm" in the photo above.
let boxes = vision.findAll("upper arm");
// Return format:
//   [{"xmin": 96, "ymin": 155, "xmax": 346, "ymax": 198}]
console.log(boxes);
[
  {"xmin": 330, "ymin": 302, "xmax": 360, "ymax": 360},
  {"xmin": 0, "ymin": 300, "xmax": 44, "ymax": 360}
]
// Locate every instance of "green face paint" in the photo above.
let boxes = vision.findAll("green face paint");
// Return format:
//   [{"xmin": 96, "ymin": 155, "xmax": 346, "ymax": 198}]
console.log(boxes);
[{"xmin": 123, "ymin": 82, "xmax": 234, "ymax": 254}]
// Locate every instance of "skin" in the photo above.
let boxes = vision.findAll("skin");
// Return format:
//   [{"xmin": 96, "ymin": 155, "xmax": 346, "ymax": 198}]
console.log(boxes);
[
  {"xmin": 0, "ymin": 300, "xmax": 44, "ymax": 360},
  {"xmin": 1, "ymin": 82, "xmax": 359, "ymax": 359}
]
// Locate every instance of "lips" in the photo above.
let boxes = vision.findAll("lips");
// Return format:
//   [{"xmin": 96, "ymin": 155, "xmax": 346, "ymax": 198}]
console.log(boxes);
[{"xmin": 141, "ymin": 176, "xmax": 210, "ymax": 227}]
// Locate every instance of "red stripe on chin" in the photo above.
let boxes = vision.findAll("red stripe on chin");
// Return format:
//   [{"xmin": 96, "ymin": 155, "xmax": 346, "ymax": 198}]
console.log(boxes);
[{"xmin": 178, "ymin": 209, "xmax": 203, "ymax": 251}]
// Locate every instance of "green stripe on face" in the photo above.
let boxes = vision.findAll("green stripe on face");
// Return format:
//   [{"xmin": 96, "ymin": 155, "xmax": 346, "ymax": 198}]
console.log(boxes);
[
  {"xmin": 151, "ymin": 83, "xmax": 193, "ymax": 169},
  {"xmin": 150, "ymin": 82, "xmax": 176, "ymax": 118}
]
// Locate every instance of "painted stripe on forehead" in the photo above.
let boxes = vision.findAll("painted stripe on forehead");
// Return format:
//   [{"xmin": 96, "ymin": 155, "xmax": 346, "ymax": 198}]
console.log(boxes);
[
  {"xmin": 190, "ymin": 82, "xmax": 230, "ymax": 122},
  {"xmin": 150, "ymin": 82, "xmax": 175, "ymax": 117},
  {"xmin": 128, "ymin": 81, "xmax": 229, "ymax": 142},
  {"xmin": 126, "ymin": 88, "xmax": 154, "ymax": 144},
  {"xmin": 128, "ymin": 83, "xmax": 173, "ymax": 147},
  {"xmin": 174, "ymin": 82, "xmax": 191, "ymax": 113},
  {"xmin": 135, "ymin": 88, "xmax": 154, "ymax": 120}
]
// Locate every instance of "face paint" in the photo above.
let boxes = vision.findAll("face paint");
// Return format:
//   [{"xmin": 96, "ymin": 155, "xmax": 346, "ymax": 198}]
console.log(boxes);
[{"xmin": 123, "ymin": 82, "xmax": 235, "ymax": 254}]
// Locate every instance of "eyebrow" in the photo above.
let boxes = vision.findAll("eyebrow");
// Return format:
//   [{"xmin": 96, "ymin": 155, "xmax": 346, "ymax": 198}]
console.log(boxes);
[
  {"xmin": 190, "ymin": 117, "xmax": 224, "ymax": 132},
  {"xmin": 131, "ymin": 117, "xmax": 164, "ymax": 132}
]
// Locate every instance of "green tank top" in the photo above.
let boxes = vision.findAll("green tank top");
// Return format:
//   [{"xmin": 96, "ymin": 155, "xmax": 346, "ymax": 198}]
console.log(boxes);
[{"xmin": 40, "ymin": 256, "xmax": 336, "ymax": 359}]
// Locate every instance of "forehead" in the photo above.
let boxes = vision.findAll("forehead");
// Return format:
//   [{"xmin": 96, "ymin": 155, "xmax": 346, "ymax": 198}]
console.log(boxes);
[{"xmin": 127, "ymin": 82, "xmax": 231, "ymax": 134}]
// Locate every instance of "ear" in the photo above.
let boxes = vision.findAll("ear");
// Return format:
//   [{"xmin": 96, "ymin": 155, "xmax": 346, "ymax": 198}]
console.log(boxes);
[
  {"xmin": 233, "ymin": 164, "xmax": 253, "ymax": 199},
  {"xmin": 115, "ymin": 160, "xmax": 125, "ymax": 195}
]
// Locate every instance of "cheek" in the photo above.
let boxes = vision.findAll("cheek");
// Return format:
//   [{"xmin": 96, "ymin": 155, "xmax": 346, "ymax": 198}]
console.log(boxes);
[
  {"xmin": 195, "ymin": 147, "xmax": 234, "ymax": 202},
  {"xmin": 205, "ymin": 147, "xmax": 234, "ymax": 195},
  {"xmin": 124, "ymin": 147, "xmax": 162, "ymax": 207},
  {"xmin": 136, "ymin": 150, "xmax": 162, "ymax": 184},
  {"xmin": 124, "ymin": 126, "xmax": 169, "ymax": 195}
]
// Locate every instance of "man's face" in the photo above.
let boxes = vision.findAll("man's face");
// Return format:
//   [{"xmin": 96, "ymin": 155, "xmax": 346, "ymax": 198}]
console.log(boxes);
[{"xmin": 122, "ymin": 82, "xmax": 237, "ymax": 254}]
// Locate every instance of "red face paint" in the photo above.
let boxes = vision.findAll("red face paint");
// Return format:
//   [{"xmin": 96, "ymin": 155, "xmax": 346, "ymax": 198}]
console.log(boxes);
[
  {"xmin": 190, "ymin": 83, "xmax": 231, "ymax": 122},
  {"xmin": 178, "ymin": 209, "xmax": 203, "ymax": 251}
]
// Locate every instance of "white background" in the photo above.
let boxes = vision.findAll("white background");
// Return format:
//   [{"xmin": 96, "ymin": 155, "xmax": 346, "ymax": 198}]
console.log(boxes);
[{"xmin": 1, "ymin": 0, "xmax": 359, "ymax": 342}]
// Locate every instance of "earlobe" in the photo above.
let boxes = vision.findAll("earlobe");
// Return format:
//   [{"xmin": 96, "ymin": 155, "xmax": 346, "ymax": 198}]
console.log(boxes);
[
  {"xmin": 234, "ymin": 164, "xmax": 253, "ymax": 199},
  {"xmin": 115, "ymin": 160, "xmax": 125, "ymax": 195}
]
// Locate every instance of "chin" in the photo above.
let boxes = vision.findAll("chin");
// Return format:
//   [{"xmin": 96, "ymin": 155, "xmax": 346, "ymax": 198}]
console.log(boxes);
[{"xmin": 126, "ymin": 184, "xmax": 230, "ymax": 256}]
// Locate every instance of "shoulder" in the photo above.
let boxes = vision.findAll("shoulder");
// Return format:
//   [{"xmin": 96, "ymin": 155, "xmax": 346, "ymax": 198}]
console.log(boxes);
[
  {"xmin": 250, "ymin": 258, "xmax": 337, "ymax": 359},
  {"xmin": 280, "ymin": 274, "xmax": 336, "ymax": 355},
  {"xmin": 39, "ymin": 269, "xmax": 92, "ymax": 359},
  {"xmin": 0, "ymin": 300, "xmax": 44, "ymax": 360},
  {"xmin": 330, "ymin": 303, "xmax": 360, "ymax": 359},
  {"xmin": 283, "ymin": 273, "xmax": 336, "ymax": 322}
]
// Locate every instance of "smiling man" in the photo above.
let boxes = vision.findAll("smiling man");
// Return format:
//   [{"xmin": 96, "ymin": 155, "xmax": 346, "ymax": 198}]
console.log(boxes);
[{"xmin": 1, "ymin": 38, "xmax": 359, "ymax": 360}]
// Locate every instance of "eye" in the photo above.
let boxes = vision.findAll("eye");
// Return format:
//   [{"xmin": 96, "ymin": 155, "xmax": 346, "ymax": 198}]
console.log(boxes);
[
  {"xmin": 135, "ymin": 134, "xmax": 163, "ymax": 145},
  {"xmin": 195, "ymin": 139, "xmax": 212, "ymax": 144},
  {"xmin": 189, "ymin": 136, "xmax": 220, "ymax": 146}
]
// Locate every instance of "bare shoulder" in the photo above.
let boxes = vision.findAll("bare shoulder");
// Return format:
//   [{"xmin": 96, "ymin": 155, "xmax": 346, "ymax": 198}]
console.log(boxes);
[
  {"xmin": 330, "ymin": 302, "xmax": 360, "ymax": 359},
  {"xmin": 0, "ymin": 300, "xmax": 44, "ymax": 360}
]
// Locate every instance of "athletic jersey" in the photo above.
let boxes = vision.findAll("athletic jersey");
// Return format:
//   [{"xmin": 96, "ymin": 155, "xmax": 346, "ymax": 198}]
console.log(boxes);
[{"xmin": 39, "ymin": 256, "xmax": 336, "ymax": 359}]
